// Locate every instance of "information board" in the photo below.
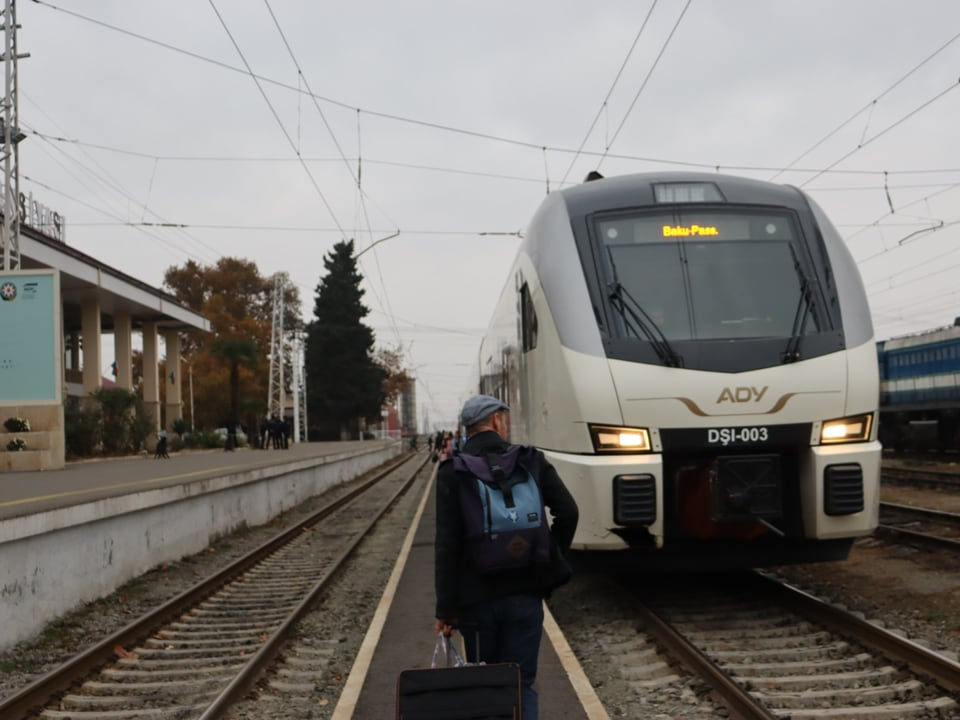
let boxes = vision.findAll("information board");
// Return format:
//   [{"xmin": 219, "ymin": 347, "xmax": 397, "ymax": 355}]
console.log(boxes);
[{"xmin": 0, "ymin": 270, "xmax": 60, "ymax": 402}]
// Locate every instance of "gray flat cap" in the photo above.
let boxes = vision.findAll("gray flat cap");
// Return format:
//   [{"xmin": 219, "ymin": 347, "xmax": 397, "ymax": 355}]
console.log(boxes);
[{"xmin": 460, "ymin": 394, "xmax": 509, "ymax": 427}]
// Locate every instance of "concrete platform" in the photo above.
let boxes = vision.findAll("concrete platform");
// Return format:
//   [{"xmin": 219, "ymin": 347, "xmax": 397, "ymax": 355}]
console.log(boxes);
[
  {"xmin": 0, "ymin": 440, "xmax": 401, "ymax": 650},
  {"xmin": 0, "ymin": 440, "xmax": 391, "ymax": 521},
  {"xmin": 334, "ymin": 469, "xmax": 608, "ymax": 720}
]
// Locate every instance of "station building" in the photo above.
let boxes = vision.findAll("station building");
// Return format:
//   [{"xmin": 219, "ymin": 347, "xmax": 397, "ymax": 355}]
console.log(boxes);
[{"xmin": 0, "ymin": 220, "xmax": 209, "ymax": 471}]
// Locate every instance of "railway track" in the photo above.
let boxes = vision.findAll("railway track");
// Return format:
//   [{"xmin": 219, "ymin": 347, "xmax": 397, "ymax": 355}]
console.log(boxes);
[
  {"xmin": 882, "ymin": 464, "xmax": 960, "ymax": 491},
  {"xmin": 878, "ymin": 502, "xmax": 960, "ymax": 551},
  {"xmin": 0, "ymin": 452, "xmax": 428, "ymax": 720},
  {"xmin": 630, "ymin": 572, "xmax": 960, "ymax": 719}
]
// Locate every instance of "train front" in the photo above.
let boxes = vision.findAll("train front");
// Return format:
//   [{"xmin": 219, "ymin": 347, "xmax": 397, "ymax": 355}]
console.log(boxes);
[{"xmin": 526, "ymin": 173, "xmax": 881, "ymax": 569}]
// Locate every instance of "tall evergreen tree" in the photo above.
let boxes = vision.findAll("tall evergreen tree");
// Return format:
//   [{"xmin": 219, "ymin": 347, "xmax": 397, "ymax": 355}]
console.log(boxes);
[{"xmin": 305, "ymin": 239, "xmax": 387, "ymax": 439}]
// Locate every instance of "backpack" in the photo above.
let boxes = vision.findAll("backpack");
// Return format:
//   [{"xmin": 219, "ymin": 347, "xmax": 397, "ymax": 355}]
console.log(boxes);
[{"xmin": 453, "ymin": 447, "xmax": 552, "ymax": 573}]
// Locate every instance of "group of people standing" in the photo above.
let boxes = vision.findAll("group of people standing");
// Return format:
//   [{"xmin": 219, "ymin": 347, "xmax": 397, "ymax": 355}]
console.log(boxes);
[
  {"xmin": 431, "ymin": 429, "xmax": 466, "ymax": 462},
  {"xmin": 259, "ymin": 414, "xmax": 290, "ymax": 449}
]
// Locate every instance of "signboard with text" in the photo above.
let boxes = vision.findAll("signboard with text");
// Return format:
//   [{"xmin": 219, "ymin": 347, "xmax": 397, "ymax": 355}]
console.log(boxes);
[{"xmin": 0, "ymin": 270, "xmax": 61, "ymax": 402}]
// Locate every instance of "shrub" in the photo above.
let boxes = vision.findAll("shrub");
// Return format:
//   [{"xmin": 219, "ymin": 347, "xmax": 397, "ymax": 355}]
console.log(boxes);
[
  {"xmin": 5, "ymin": 438, "xmax": 26, "ymax": 451},
  {"xmin": 3, "ymin": 417, "xmax": 30, "ymax": 432},
  {"xmin": 172, "ymin": 418, "xmax": 188, "ymax": 438},
  {"xmin": 95, "ymin": 387, "xmax": 139, "ymax": 454},
  {"xmin": 64, "ymin": 388, "xmax": 155, "ymax": 458},
  {"xmin": 64, "ymin": 397, "xmax": 101, "ymax": 458},
  {"xmin": 196, "ymin": 430, "xmax": 225, "ymax": 449}
]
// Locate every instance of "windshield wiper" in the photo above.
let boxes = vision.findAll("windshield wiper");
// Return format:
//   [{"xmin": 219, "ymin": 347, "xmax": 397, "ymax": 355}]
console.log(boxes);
[
  {"xmin": 607, "ymin": 283, "xmax": 683, "ymax": 368},
  {"xmin": 782, "ymin": 246, "xmax": 815, "ymax": 364},
  {"xmin": 605, "ymin": 247, "xmax": 682, "ymax": 367}
]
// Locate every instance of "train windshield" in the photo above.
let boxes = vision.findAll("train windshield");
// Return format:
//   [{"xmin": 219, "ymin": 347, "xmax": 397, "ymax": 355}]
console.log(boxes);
[{"xmin": 597, "ymin": 210, "xmax": 821, "ymax": 347}]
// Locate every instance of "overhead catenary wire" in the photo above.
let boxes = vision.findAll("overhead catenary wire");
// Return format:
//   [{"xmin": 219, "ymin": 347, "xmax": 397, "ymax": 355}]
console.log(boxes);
[
  {"xmin": 769, "ymin": 28, "xmax": 960, "ymax": 182},
  {"xmin": 260, "ymin": 0, "xmax": 404, "ymax": 350},
  {"xmin": 799, "ymin": 79, "xmax": 960, "ymax": 189},
  {"xmin": 207, "ymin": 0, "xmax": 347, "ymax": 238},
  {"xmin": 29, "ymin": 0, "xmax": 552, "ymax": 154},
  {"xmin": 31, "ymin": 131, "xmax": 960, "ymax": 184},
  {"xmin": 559, "ymin": 0, "xmax": 659, "ymax": 185},
  {"xmin": 597, "ymin": 0, "xmax": 693, "ymax": 171},
  {"xmin": 23, "ymin": 174, "xmax": 212, "ymax": 264}
]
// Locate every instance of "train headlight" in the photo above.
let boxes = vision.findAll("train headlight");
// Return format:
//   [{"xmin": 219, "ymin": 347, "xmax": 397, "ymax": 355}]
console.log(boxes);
[
  {"xmin": 819, "ymin": 414, "xmax": 873, "ymax": 444},
  {"xmin": 589, "ymin": 424, "xmax": 652, "ymax": 453}
]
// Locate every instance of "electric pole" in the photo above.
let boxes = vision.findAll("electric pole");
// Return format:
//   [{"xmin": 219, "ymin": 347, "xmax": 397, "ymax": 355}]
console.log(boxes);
[
  {"xmin": 1, "ymin": 0, "xmax": 27, "ymax": 271},
  {"xmin": 291, "ymin": 331, "xmax": 308, "ymax": 442},
  {"xmin": 267, "ymin": 272, "xmax": 287, "ymax": 422}
]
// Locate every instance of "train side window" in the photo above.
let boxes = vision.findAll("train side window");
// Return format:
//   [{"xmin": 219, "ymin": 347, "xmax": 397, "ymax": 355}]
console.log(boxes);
[{"xmin": 520, "ymin": 282, "xmax": 538, "ymax": 352}]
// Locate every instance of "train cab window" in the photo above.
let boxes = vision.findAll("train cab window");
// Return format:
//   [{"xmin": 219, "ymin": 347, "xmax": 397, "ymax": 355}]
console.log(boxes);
[
  {"xmin": 520, "ymin": 282, "xmax": 538, "ymax": 352},
  {"xmin": 597, "ymin": 210, "xmax": 820, "ymax": 343}
]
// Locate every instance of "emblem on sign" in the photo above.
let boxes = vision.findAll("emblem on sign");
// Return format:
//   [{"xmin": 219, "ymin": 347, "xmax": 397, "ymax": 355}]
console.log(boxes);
[{"xmin": 0, "ymin": 281, "xmax": 16, "ymax": 302}]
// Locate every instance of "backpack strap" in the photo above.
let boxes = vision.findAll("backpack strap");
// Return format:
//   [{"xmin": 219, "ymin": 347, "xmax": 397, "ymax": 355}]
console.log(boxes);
[{"xmin": 484, "ymin": 451, "xmax": 516, "ymax": 508}]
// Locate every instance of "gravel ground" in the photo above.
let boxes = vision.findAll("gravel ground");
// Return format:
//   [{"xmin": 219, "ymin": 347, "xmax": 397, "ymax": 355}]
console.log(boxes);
[
  {"xmin": 770, "ymin": 479, "xmax": 960, "ymax": 660},
  {"xmin": 4, "ymin": 461, "xmax": 960, "ymax": 719}
]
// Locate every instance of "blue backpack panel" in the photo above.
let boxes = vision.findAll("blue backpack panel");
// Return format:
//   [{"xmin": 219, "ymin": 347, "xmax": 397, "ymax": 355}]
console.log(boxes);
[{"xmin": 454, "ymin": 449, "xmax": 551, "ymax": 573}]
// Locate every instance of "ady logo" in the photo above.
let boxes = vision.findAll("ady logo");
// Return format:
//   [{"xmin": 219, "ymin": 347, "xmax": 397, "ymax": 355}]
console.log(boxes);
[{"xmin": 717, "ymin": 386, "xmax": 769, "ymax": 404}]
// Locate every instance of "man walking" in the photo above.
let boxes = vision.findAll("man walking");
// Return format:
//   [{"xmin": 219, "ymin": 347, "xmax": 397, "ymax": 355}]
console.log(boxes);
[{"xmin": 434, "ymin": 394, "xmax": 579, "ymax": 720}]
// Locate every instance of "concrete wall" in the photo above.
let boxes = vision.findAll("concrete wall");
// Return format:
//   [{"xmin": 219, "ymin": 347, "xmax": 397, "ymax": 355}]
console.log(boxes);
[{"xmin": 0, "ymin": 442, "xmax": 401, "ymax": 650}]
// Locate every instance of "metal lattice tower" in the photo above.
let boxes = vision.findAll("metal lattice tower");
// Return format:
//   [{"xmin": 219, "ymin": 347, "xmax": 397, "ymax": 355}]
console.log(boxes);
[
  {"xmin": 291, "ymin": 331, "xmax": 308, "ymax": 442},
  {"xmin": 1, "ymin": 0, "xmax": 25, "ymax": 271},
  {"xmin": 267, "ymin": 272, "xmax": 287, "ymax": 421}
]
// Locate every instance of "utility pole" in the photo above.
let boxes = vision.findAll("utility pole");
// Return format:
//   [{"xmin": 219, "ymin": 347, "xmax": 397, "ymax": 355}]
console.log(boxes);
[
  {"xmin": 267, "ymin": 272, "xmax": 287, "ymax": 422},
  {"xmin": 290, "ymin": 331, "xmax": 308, "ymax": 443},
  {"xmin": 1, "ymin": 0, "xmax": 27, "ymax": 271}
]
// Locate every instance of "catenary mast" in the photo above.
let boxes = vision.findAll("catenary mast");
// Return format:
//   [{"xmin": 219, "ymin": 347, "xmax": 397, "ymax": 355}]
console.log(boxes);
[
  {"xmin": 1, "ymin": 0, "xmax": 26, "ymax": 271},
  {"xmin": 267, "ymin": 272, "xmax": 287, "ymax": 424}
]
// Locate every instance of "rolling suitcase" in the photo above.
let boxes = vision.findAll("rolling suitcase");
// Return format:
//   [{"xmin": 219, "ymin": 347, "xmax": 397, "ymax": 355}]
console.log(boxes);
[{"xmin": 396, "ymin": 634, "xmax": 521, "ymax": 719}]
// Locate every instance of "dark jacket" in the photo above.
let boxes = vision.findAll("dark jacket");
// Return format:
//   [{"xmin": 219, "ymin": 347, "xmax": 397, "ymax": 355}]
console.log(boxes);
[{"xmin": 434, "ymin": 431, "xmax": 579, "ymax": 621}]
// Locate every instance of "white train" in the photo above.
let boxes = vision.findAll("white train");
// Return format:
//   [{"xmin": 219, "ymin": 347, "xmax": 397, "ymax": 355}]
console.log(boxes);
[{"xmin": 476, "ymin": 171, "xmax": 880, "ymax": 569}]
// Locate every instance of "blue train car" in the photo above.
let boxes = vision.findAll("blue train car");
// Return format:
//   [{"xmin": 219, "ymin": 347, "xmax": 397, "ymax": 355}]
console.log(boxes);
[{"xmin": 877, "ymin": 319, "xmax": 960, "ymax": 450}]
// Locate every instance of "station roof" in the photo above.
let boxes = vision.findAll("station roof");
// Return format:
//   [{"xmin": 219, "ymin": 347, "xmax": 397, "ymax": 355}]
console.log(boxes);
[{"xmin": 16, "ymin": 225, "xmax": 210, "ymax": 334}]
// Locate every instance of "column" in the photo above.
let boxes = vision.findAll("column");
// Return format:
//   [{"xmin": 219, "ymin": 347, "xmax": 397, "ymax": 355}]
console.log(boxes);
[
  {"xmin": 80, "ymin": 298, "xmax": 102, "ymax": 396},
  {"xmin": 69, "ymin": 330, "xmax": 80, "ymax": 372},
  {"xmin": 142, "ymin": 321, "xmax": 160, "ymax": 433},
  {"xmin": 113, "ymin": 312, "xmax": 133, "ymax": 391},
  {"xmin": 163, "ymin": 329, "xmax": 182, "ymax": 432}
]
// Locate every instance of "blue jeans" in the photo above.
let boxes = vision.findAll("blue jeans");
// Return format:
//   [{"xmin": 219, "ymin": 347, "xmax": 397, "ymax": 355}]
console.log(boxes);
[{"xmin": 459, "ymin": 594, "xmax": 543, "ymax": 720}]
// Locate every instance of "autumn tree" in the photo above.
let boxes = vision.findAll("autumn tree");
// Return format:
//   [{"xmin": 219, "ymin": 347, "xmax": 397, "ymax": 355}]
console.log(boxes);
[
  {"xmin": 163, "ymin": 257, "xmax": 301, "ymax": 433},
  {"xmin": 376, "ymin": 345, "xmax": 412, "ymax": 404},
  {"xmin": 305, "ymin": 239, "xmax": 387, "ymax": 439}
]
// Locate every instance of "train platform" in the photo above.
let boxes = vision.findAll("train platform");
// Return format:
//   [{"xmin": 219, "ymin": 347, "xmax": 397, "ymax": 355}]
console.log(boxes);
[
  {"xmin": 0, "ymin": 439, "xmax": 394, "ymax": 521},
  {"xmin": 0, "ymin": 439, "xmax": 402, "ymax": 650},
  {"xmin": 333, "ymin": 468, "xmax": 608, "ymax": 720}
]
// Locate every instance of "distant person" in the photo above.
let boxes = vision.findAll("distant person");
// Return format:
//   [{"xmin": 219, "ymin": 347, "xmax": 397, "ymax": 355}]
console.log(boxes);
[
  {"xmin": 438, "ymin": 431, "xmax": 453, "ymax": 462},
  {"xmin": 224, "ymin": 420, "xmax": 236, "ymax": 452},
  {"xmin": 271, "ymin": 415, "xmax": 282, "ymax": 449},
  {"xmin": 154, "ymin": 430, "xmax": 169, "ymax": 459},
  {"xmin": 434, "ymin": 394, "xmax": 579, "ymax": 720},
  {"xmin": 259, "ymin": 417, "xmax": 270, "ymax": 449}
]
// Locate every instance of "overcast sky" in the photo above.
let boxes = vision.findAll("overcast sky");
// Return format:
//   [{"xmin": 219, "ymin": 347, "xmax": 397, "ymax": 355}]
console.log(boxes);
[{"xmin": 12, "ymin": 1, "xmax": 960, "ymax": 428}]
